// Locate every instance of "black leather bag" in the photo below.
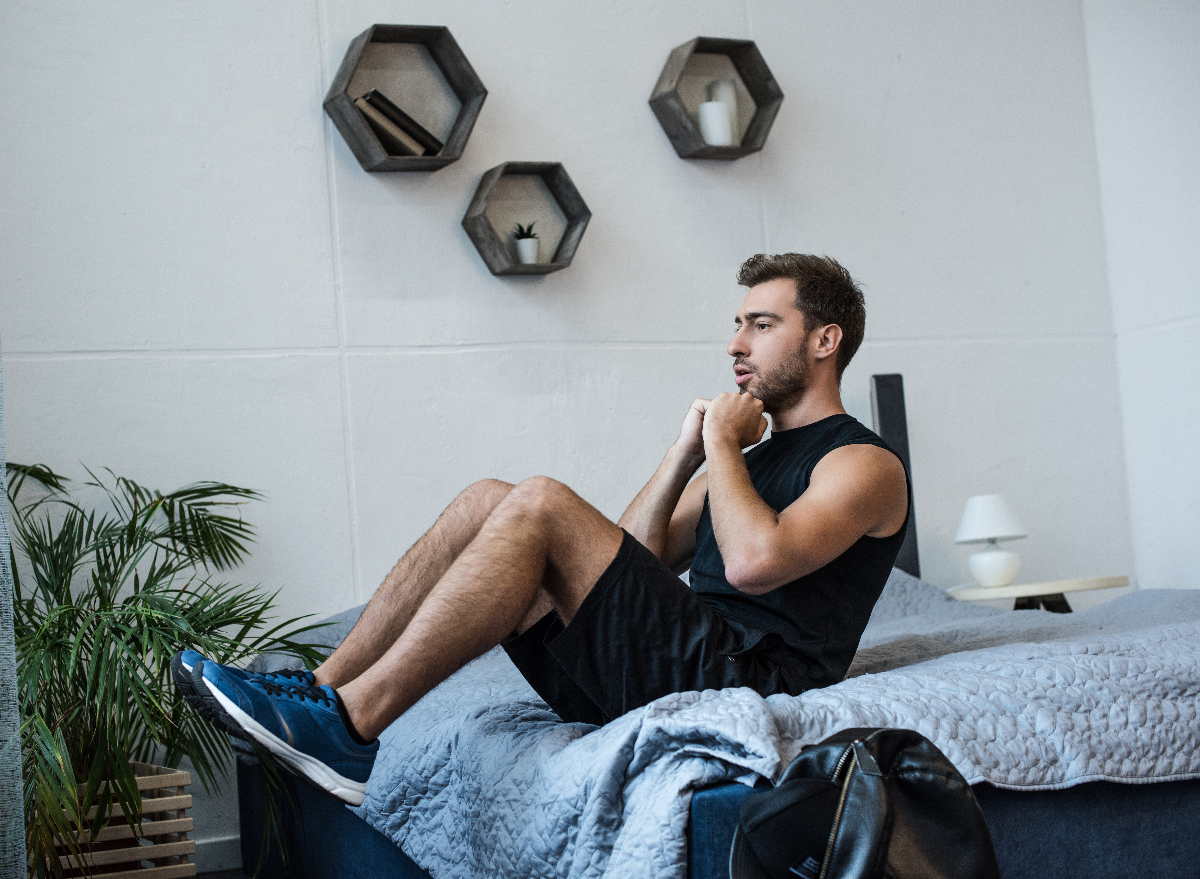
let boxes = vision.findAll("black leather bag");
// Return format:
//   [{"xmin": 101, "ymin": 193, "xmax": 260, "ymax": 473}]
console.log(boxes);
[{"xmin": 730, "ymin": 727, "xmax": 1000, "ymax": 879}]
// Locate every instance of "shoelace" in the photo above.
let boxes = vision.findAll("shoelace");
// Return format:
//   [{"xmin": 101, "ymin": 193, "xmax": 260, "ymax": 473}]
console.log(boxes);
[
  {"xmin": 257, "ymin": 668, "xmax": 312, "ymax": 685},
  {"xmin": 259, "ymin": 679, "xmax": 336, "ymax": 710}
]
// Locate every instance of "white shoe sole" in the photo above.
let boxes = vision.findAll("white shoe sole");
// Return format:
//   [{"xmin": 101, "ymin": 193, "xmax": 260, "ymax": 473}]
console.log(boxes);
[{"xmin": 203, "ymin": 678, "xmax": 368, "ymax": 806}]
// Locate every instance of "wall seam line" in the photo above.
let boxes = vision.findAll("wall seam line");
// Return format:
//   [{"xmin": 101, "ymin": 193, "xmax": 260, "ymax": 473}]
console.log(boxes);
[
  {"xmin": 0, "ymin": 330, "xmax": 1122, "ymax": 361},
  {"xmin": 1115, "ymin": 312, "xmax": 1200, "ymax": 339},
  {"xmin": 315, "ymin": 0, "xmax": 365, "ymax": 605},
  {"xmin": 1082, "ymin": 0, "xmax": 1144, "ymax": 591}
]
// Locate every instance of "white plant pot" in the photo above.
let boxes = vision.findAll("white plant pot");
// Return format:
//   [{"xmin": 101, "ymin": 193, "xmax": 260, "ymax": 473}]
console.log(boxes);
[
  {"xmin": 968, "ymin": 548, "xmax": 1021, "ymax": 587},
  {"xmin": 515, "ymin": 237, "xmax": 539, "ymax": 264},
  {"xmin": 698, "ymin": 101, "xmax": 734, "ymax": 147}
]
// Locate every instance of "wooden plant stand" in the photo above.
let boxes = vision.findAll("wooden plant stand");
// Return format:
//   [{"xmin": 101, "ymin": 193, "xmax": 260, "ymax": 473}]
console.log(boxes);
[{"xmin": 60, "ymin": 762, "xmax": 196, "ymax": 878}]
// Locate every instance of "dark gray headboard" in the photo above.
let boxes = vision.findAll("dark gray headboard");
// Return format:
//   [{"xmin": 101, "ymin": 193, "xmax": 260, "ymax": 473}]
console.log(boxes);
[{"xmin": 870, "ymin": 374, "xmax": 920, "ymax": 578}]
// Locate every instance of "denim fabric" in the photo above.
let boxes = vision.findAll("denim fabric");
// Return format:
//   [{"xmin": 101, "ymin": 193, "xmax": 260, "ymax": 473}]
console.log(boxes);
[
  {"xmin": 972, "ymin": 779, "xmax": 1200, "ymax": 879},
  {"xmin": 240, "ymin": 755, "xmax": 1200, "ymax": 879},
  {"xmin": 238, "ymin": 755, "xmax": 430, "ymax": 879},
  {"xmin": 687, "ymin": 779, "xmax": 1200, "ymax": 879}
]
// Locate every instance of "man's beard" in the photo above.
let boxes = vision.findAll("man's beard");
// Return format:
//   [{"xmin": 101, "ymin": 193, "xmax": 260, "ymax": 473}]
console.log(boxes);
[{"xmin": 738, "ymin": 353, "xmax": 810, "ymax": 412}]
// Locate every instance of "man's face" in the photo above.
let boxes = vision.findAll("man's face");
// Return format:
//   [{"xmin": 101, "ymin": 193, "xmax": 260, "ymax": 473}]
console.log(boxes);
[{"xmin": 727, "ymin": 278, "xmax": 815, "ymax": 412}]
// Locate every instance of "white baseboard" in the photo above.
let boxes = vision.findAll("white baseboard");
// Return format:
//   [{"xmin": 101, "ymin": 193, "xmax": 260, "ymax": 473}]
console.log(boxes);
[{"xmin": 193, "ymin": 833, "xmax": 242, "ymax": 874}]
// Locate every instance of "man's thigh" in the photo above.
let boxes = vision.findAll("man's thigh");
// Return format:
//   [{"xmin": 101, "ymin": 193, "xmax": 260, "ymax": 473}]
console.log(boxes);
[{"xmin": 506, "ymin": 531, "xmax": 805, "ymax": 725}]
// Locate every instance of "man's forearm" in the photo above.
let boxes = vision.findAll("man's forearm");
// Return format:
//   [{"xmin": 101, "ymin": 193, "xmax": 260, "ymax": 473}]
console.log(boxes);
[
  {"xmin": 704, "ymin": 435, "xmax": 779, "ymax": 589},
  {"xmin": 619, "ymin": 444, "xmax": 703, "ymax": 559}
]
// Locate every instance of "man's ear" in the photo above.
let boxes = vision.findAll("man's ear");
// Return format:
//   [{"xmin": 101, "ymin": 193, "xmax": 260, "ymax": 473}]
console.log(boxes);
[{"xmin": 813, "ymin": 324, "xmax": 843, "ymax": 362}]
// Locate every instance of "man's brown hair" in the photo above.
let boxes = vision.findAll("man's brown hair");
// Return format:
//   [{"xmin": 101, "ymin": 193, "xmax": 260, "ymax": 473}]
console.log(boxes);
[{"xmin": 736, "ymin": 253, "xmax": 866, "ymax": 377}]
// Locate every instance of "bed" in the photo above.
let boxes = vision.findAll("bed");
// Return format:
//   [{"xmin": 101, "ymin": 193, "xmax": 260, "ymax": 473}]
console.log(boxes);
[{"xmin": 236, "ymin": 375, "xmax": 1200, "ymax": 879}]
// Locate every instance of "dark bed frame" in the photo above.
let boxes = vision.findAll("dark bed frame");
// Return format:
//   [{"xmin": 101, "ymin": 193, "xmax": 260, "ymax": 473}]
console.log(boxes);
[{"xmin": 236, "ymin": 375, "xmax": 1200, "ymax": 879}]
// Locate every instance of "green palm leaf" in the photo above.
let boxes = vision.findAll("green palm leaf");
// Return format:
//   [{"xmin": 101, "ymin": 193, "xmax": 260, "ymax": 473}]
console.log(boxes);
[{"xmin": 11, "ymin": 464, "xmax": 327, "ymax": 877}]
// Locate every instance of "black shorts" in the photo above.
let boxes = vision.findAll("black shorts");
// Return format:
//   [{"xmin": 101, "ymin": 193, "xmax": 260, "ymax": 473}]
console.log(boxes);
[{"xmin": 502, "ymin": 530, "xmax": 814, "ymax": 725}]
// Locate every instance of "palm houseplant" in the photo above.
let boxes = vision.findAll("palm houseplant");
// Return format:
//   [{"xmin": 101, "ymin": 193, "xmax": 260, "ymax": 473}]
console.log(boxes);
[{"xmin": 8, "ymin": 463, "xmax": 327, "ymax": 877}]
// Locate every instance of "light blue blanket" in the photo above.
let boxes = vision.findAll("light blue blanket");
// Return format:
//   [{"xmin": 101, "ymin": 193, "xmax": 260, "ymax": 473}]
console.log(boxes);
[{"xmin": 315, "ymin": 572, "xmax": 1200, "ymax": 879}]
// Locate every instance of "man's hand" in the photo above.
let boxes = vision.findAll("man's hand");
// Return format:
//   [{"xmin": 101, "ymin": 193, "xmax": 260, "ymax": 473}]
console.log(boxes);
[
  {"xmin": 674, "ymin": 398, "xmax": 711, "ymax": 464},
  {"xmin": 621, "ymin": 398, "xmax": 713, "ymax": 566},
  {"xmin": 703, "ymin": 392, "xmax": 768, "ymax": 450}
]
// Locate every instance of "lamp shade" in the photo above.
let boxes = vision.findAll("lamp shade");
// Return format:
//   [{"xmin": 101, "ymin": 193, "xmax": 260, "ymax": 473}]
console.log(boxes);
[{"xmin": 954, "ymin": 494, "xmax": 1027, "ymax": 544}]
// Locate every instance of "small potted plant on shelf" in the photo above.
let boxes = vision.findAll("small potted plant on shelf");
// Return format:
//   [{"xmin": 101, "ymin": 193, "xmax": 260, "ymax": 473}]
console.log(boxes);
[
  {"xmin": 9, "ymin": 463, "xmax": 326, "ymax": 878},
  {"xmin": 512, "ymin": 222, "xmax": 539, "ymax": 265}
]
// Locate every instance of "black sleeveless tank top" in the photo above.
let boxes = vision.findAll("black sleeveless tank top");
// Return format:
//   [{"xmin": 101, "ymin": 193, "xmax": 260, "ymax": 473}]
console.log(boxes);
[{"xmin": 690, "ymin": 413, "xmax": 909, "ymax": 688}]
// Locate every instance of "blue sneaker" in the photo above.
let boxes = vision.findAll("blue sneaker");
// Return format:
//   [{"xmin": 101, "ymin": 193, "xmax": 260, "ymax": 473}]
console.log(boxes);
[
  {"xmin": 173, "ymin": 650, "xmax": 234, "ymax": 732},
  {"xmin": 172, "ymin": 651, "xmax": 318, "ymax": 743},
  {"xmin": 171, "ymin": 649, "xmax": 316, "ymax": 714},
  {"xmin": 192, "ymin": 661, "xmax": 377, "ymax": 806}
]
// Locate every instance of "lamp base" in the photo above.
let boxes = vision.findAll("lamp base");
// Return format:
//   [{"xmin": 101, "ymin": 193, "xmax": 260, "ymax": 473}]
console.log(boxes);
[{"xmin": 968, "ymin": 549, "xmax": 1021, "ymax": 587}]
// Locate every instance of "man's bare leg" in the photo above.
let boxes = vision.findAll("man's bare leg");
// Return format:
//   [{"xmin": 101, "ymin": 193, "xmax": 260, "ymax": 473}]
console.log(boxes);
[
  {"xmin": 316, "ymin": 479, "xmax": 516, "ymax": 689},
  {"xmin": 338, "ymin": 476, "xmax": 624, "ymax": 739}
]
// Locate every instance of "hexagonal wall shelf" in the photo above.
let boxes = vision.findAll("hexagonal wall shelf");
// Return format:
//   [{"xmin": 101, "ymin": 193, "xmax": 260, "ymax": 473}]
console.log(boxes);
[
  {"xmin": 324, "ymin": 24, "xmax": 487, "ymax": 172},
  {"xmin": 649, "ymin": 37, "xmax": 784, "ymax": 160},
  {"xmin": 462, "ymin": 163, "xmax": 591, "ymax": 276}
]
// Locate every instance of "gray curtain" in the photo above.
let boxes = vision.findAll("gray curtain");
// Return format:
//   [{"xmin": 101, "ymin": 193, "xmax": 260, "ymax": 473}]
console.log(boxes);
[{"xmin": 0, "ymin": 333, "xmax": 26, "ymax": 877}]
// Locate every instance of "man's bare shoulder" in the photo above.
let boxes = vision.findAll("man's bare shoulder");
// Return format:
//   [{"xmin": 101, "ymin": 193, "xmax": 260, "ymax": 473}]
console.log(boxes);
[
  {"xmin": 813, "ymin": 441, "xmax": 906, "ymax": 475},
  {"xmin": 809, "ymin": 442, "xmax": 908, "ymax": 538}
]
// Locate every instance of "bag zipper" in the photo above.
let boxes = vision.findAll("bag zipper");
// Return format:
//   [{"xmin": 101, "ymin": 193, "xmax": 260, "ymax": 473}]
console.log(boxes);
[{"xmin": 817, "ymin": 740, "xmax": 861, "ymax": 879}]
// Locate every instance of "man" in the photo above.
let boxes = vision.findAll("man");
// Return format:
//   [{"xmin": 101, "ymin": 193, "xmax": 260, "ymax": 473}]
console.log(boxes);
[{"xmin": 174, "ymin": 253, "xmax": 910, "ymax": 807}]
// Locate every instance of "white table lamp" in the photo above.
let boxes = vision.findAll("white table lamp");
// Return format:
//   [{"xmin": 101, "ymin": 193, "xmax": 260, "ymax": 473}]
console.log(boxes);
[{"xmin": 955, "ymin": 494, "xmax": 1027, "ymax": 587}]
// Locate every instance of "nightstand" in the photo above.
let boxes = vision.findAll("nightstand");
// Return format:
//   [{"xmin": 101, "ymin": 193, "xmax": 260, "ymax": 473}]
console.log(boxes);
[{"xmin": 948, "ymin": 575, "xmax": 1130, "ymax": 613}]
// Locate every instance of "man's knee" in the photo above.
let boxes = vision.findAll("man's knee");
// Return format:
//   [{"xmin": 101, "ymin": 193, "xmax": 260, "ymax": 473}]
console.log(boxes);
[
  {"xmin": 458, "ymin": 478, "xmax": 515, "ymax": 511},
  {"xmin": 497, "ymin": 476, "xmax": 589, "ymax": 528},
  {"xmin": 510, "ymin": 475, "xmax": 576, "ymax": 509}
]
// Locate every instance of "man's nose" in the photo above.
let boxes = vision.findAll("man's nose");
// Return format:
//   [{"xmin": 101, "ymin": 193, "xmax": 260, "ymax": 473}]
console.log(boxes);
[{"xmin": 728, "ymin": 325, "xmax": 749, "ymax": 358}]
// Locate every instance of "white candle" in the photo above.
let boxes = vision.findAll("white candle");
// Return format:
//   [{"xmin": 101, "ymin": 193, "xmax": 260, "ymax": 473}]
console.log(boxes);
[
  {"xmin": 707, "ymin": 79, "xmax": 738, "ymax": 108},
  {"xmin": 698, "ymin": 101, "xmax": 734, "ymax": 146}
]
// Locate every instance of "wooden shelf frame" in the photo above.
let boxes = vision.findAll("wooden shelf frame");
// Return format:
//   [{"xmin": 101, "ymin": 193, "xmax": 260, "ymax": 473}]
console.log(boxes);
[
  {"xmin": 324, "ymin": 24, "xmax": 487, "ymax": 172},
  {"xmin": 462, "ymin": 162, "xmax": 591, "ymax": 276},
  {"xmin": 649, "ymin": 36, "xmax": 784, "ymax": 160}
]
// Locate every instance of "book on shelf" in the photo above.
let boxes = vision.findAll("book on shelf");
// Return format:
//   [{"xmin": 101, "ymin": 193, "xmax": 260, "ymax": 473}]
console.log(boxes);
[
  {"xmin": 359, "ymin": 89, "xmax": 444, "ymax": 154},
  {"xmin": 354, "ymin": 96, "xmax": 425, "ymax": 156}
]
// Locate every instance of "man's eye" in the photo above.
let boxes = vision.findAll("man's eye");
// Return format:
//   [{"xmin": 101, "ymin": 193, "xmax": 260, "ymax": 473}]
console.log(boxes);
[{"xmin": 757, "ymin": 323, "xmax": 770, "ymax": 330}]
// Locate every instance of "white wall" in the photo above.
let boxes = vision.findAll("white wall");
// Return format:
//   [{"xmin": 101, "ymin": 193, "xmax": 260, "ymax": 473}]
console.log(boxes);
[
  {"xmin": 1, "ymin": 0, "xmax": 1134, "ymax": 868},
  {"xmin": 1083, "ymin": 0, "xmax": 1200, "ymax": 593}
]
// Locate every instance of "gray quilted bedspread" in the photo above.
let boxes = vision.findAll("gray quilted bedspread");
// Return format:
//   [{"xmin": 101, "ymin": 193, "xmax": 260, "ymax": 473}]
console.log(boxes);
[{"xmin": 346, "ymin": 572, "xmax": 1200, "ymax": 879}]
